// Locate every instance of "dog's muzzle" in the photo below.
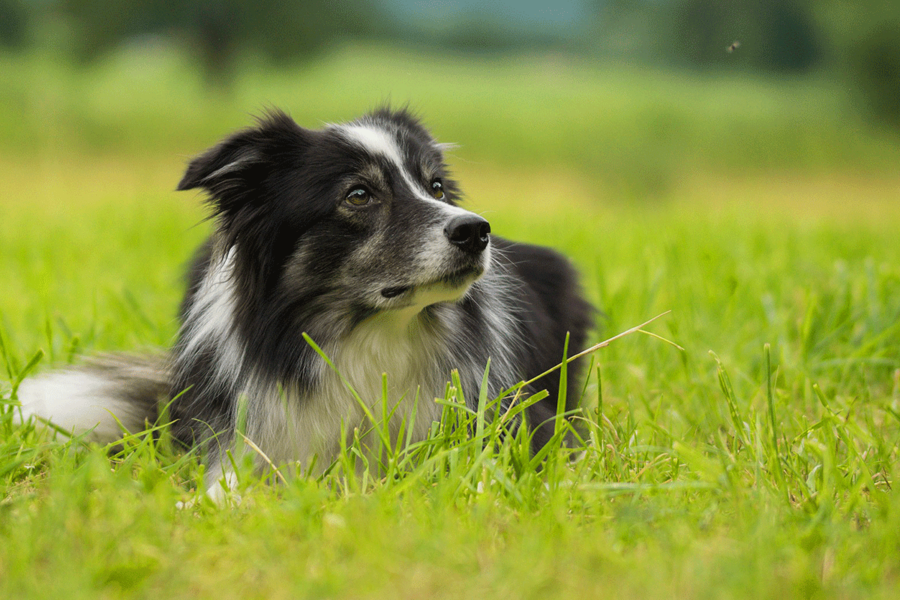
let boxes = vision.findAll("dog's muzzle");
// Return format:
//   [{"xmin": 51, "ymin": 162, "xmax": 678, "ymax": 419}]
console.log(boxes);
[
  {"xmin": 443, "ymin": 214, "xmax": 491, "ymax": 254},
  {"xmin": 378, "ymin": 213, "xmax": 491, "ymax": 301}
]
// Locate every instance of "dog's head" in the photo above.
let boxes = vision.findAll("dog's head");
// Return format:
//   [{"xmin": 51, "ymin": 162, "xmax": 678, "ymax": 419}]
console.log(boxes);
[{"xmin": 178, "ymin": 109, "xmax": 490, "ymax": 322}]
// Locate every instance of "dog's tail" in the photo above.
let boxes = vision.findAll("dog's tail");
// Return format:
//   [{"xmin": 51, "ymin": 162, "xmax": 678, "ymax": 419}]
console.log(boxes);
[{"xmin": 14, "ymin": 355, "xmax": 169, "ymax": 443}]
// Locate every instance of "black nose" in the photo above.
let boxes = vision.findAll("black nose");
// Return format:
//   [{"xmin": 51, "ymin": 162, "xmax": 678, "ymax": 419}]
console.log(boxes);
[{"xmin": 444, "ymin": 214, "xmax": 491, "ymax": 254}]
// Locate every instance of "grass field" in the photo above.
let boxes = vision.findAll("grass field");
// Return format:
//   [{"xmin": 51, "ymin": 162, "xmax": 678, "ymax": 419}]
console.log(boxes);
[{"xmin": 1, "ymin": 45, "xmax": 899, "ymax": 599}]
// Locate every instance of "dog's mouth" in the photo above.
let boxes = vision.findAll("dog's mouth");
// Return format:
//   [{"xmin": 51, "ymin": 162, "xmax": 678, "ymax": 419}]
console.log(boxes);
[
  {"xmin": 381, "ymin": 286, "xmax": 411, "ymax": 299},
  {"xmin": 379, "ymin": 265, "xmax": 484, "ymax": 300}
]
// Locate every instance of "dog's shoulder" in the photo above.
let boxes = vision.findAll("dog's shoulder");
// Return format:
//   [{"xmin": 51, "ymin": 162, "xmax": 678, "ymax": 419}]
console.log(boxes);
[
  {"xmin": 492, "ymin": 237, "xmax": 587, "ymax": 303},
  {"xmin": 491, "ymin": 235, "xmax": 594, "ymax": 344}
]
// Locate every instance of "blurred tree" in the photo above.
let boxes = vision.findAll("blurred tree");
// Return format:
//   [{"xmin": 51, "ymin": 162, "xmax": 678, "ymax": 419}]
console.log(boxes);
[
  {"xmin": 56, "ymin": 0, "xmax": 388, "ymax": 83},
  {"xmin": 589, "ymin": 0, "xmax": 822, "ymax": 71},
  {"xmin": 0, "ymin": 0, "xmax": 29, "ymax": 48},
  {"xmin": 811, "ymin": 0, "xmax": 900, "ymax": 126},
  {"xmin": 672, "ymin": 0, "xmax": 820, "ymax": 72},
  {"xmin": 848, "ymin": 20, "xmax": 900, "ymax": 126},
  {"xmin": 591, "ymin": 0, "xmax": 899, "ymax": 127}
]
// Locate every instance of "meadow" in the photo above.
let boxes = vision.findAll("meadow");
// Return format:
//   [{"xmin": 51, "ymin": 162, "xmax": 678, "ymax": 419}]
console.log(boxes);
[{"xmin": 1, "ymin": 44, "xmax": 899, "ymax": 598}]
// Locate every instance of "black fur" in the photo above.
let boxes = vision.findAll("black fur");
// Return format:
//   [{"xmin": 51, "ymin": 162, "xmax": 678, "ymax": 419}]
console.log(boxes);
[{"xmin": 491, "ymin": 238, "xmax": 593, "ymax": 447}]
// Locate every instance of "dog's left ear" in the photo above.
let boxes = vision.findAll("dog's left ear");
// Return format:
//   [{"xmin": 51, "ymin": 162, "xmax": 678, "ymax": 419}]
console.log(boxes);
[{"xmin": 177, "ymin": 110, "xmax": 307, "ymax": 219}]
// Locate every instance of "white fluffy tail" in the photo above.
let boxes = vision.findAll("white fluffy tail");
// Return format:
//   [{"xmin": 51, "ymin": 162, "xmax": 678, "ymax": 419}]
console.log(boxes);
[{"xmin": 15, "ymin": 356, "xmax": 169, "ymax": 443}]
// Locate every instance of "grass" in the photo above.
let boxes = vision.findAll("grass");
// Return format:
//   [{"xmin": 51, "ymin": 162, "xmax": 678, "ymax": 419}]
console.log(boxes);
[{"xmin": 1, "ymin": 44, "xmax": 900, "ymax": 598}]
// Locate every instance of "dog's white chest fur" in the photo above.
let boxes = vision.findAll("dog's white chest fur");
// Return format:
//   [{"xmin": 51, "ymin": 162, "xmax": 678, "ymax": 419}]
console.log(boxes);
[{"xmin": 243, "ymin": 314, "xmax": 446, "ymax": 471}]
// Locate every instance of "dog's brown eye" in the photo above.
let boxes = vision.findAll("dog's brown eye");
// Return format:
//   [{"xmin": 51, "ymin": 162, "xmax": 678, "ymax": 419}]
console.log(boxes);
[
  {"xmin": 431, "ymin": 179, "xmax": 445, "ymax": 200},
  {"xmin": 346, "ymin": 187, "xmax": 371, "ymax": 206}
]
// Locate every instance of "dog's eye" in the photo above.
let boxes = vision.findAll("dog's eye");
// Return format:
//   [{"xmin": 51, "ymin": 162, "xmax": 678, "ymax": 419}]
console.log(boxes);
[
  {"xmin": 431, "ymin": 179, "xmax": 445, "ymax": 200},
  {"xmin": 346, "ymin": 187, "xmax": 371, "ymax": 206}
]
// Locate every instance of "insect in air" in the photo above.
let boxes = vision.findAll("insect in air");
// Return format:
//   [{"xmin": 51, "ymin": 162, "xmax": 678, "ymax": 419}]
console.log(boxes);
[{"xmin": 727, "ymin": 40, "xmax": 741, "ymax": 53}]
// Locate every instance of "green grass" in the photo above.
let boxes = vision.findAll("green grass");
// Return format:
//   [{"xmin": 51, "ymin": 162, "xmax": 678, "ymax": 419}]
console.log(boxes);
[{"xmin": 1, "ymin": 45, "xmax": 900, "ymax": 599}]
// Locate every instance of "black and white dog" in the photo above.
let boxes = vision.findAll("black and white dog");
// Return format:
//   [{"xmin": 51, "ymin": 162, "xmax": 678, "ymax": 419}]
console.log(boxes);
[{"xmin": 18, "ymin": 108, "xmax": 593, "ymax": 491}]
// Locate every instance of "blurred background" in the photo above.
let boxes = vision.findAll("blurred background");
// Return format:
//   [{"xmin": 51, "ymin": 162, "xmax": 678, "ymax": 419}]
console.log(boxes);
[{"xmin": 1, "ymin": 0, "xmax": 898, "ymax": 204}]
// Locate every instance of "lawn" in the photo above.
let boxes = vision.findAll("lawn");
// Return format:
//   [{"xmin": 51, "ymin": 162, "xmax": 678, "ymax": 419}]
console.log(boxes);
[{"xmin": 1, "ymin": 45, "xmax": 899, "ymax": 599}]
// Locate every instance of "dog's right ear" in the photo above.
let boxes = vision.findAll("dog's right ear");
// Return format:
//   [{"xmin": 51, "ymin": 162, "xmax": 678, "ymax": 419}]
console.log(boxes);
[
  {"xmin": 177, "ymin": 110, "xmax": 306, "ymax": 219},
  {"xmin": 176, "ymin": 137, "xmax": 262, "ymax": 195}
]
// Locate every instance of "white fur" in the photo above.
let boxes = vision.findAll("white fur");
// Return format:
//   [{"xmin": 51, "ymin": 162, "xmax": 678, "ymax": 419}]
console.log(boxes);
[
  {"xmin": 240, "ymin": 311, "xmax": 446, "ymax": 474},
  {"xmin": 339, "ymin": 124, "xmax": 405, "ymax": 168},
  {"xmin": 180, "ymin": 247, "xmax": 245, "ymax": 383},
  {"xmin": 16, "ymin": 371, "xmax": 146, "ymax": 441}
]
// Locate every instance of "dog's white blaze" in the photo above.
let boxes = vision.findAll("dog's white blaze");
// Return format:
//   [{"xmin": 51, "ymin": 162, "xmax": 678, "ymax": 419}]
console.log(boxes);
[
  {"xmin": 16, "ymin": 372, "xmax": 147, "ymax": 441},
  {"xmin": 338, "ymin": 123, "xmax": 472, "ymax": 218},
  {"xmin": 340, "ymin": 124, "xmax": 405, "ymax": 167}
]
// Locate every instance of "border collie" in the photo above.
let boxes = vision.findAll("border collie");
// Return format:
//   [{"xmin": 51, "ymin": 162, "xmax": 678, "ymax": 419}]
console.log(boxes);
[{"xmin": 17, "ymin": 108, "xmax": 593, "ymax": 493}]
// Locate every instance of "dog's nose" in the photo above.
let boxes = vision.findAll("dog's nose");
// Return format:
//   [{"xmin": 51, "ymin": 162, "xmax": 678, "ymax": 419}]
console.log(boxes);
[{"xmin": 444, "ymin": 214, "xmax": 491, "ymax": 253}]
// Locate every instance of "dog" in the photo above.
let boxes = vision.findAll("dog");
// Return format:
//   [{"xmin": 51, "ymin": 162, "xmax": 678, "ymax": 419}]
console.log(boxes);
[{"xmin": 17, "ymin": 108, "xmax": 593, "ymax": 494}]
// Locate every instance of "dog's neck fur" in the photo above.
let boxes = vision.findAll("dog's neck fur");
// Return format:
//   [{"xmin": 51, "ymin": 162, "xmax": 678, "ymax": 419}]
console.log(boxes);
[
  {"xmin": 240, "ymin": 309, "xmax": 450, "ymax": 471},
  {"xmin": 175, "ymin": 241, "xmax": 523, "ymax": 478}
]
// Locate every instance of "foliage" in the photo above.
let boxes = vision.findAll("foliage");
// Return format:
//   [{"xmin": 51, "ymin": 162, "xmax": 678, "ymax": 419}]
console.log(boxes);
[
  {"xmin": 591, "ymin": 0, "xmax": 900, "ymax": 126},
  {"xmin": 2, "ymin": 0, "xmax": 899, "ymax": 124},
  {"xmin": 671, "ymin": 0, "xmax": 821, "ymax": 72},
  {"xmin": 846, "ymin": 20, "xmax": 900, "ymax": 126},
  {"xmin": 0, "ymin": 0, "xmax": 27, "ymax": 48},
  {"xmin": 44, "ymin": 0, "xmax": 386, "ymax": 82}
]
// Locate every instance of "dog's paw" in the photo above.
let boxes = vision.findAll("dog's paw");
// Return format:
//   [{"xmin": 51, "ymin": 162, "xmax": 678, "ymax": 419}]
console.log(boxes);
[{"xmin": 176, "ymin": 471, "xmax": 241, "ymax": 509}]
